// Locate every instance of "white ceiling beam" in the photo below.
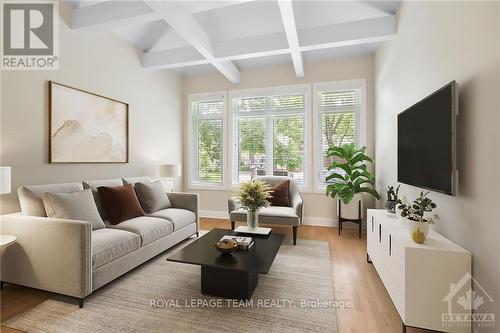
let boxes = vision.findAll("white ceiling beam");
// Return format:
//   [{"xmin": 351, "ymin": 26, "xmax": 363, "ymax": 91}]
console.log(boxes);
[
  {"xmin": 142, "ymin": 47, "xmax": 209, "ymax": 69},
  {"xmin": 299, "ymin": 16, "xmax": 396, "ymax": 50},
  {"xmin": 277, "ymin": 0, "xmax": 303, "ymax": 78},
  {"xmin": 142, "ymin": 15, "xmax": 396, "ymax": 72},
  {"xmin": 145, "ymin": 1, "xmax": 240, "ymax": 83}
]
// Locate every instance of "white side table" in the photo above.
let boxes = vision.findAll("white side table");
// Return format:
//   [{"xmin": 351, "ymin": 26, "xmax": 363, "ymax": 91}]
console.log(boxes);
[{"xmin": 0, "ymin": 235, "xmax": 16, "ymax": 248}]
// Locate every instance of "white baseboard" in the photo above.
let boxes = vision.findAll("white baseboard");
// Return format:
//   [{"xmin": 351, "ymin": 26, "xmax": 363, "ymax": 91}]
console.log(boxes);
[
  {"xmin": 199, "ymin": 210, "xmax": 228, "ymax": 219},
  {"xmin": 199, "ymin": 210, "xmax": 367, "ymax": 229},
  {"xmin": 302, "ymin": 216, "xmax": 337, "ymax": 227}
]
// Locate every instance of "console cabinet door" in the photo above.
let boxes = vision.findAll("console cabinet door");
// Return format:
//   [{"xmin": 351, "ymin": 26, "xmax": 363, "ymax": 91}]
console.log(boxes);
[
  {"xmin": 367, "ymin": 212, "xmax": 377, "ymax": 262},
  {"xmin": 383, "ymin": 227, "xmax": 406, "ymax": 320}
]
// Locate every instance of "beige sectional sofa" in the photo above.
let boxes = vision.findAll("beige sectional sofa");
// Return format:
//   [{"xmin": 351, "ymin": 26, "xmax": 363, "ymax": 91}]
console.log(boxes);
[{"xmin": 0, "ymin": 177, "xmax": 199, "ymax": 307}]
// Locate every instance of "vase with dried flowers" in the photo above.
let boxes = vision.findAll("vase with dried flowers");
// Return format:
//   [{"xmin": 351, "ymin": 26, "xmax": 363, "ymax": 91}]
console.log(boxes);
[{"xmin": 237, "ymin": 179, "xmax": 273, "ymax": 229}]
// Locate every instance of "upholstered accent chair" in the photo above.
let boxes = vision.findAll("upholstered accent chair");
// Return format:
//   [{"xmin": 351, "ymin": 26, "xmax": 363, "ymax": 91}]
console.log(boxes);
[{"xmin": 228, "ymin": 176, "xmax": 303, "ymax": 245}]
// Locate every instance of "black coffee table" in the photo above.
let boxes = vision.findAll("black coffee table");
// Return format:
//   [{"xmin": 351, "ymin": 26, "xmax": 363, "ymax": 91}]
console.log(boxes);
[{"xmin": 167, "ymin": 228, "xmax": 284, "ymax": 299}]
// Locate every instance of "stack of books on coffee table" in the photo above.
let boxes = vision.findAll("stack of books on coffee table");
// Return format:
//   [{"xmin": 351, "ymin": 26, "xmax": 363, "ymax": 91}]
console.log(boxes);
[{"xmin": 220, "ymin": 235, "xmax": 254, "ymax": 250}]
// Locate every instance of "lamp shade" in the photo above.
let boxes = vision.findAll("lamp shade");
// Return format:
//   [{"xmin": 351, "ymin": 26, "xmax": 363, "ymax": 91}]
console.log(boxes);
[
  {"xmin": 1, "ymin": 166, "xmax": 11, "ymax": 194},
  {"xmin": 158, "ymin": 164, "xmax": 181, "ymax": 178}
]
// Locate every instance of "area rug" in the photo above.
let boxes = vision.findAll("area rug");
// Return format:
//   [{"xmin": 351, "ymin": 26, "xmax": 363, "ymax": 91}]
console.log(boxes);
[{"xmin": 5, "ymin": 233, "xmax": 337, "ymax": 333}]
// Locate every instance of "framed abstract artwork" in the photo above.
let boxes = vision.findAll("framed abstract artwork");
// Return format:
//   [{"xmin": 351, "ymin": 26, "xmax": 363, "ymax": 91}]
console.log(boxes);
[{"xmin": 49, "ymin": 81, "xmax": 129, "ymax": 163}]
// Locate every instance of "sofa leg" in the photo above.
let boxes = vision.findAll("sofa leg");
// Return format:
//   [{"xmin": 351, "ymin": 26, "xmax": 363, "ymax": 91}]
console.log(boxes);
[
  {"xmin": 292, "ymin": 226, "xmax": 297, "ymax": 245},
  {"xmin": 79, "ymin": 298, "xmax": 84, "ymax": 308},
  {"xmin": 0, "ymin": 281, "xmax": 3, "ymax": 290},
  {"xmin": 196, "ymin": 232, "xmax": 199, "ymax": 237},
  {"xmin": 231, "ymin": 221, "xmax": 235, "ymax": 230}
]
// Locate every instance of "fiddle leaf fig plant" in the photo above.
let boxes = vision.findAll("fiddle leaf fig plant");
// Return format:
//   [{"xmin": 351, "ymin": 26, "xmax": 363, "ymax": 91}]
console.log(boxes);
[{"xmin": 325, "ymin": 143, "xmax": 380, "ymax": 204}]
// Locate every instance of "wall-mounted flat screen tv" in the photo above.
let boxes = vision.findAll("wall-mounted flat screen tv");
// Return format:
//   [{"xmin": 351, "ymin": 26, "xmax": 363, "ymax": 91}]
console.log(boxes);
[{"xmin": 397, "ymin": 81, "xmax": 457, "ymax": 195}]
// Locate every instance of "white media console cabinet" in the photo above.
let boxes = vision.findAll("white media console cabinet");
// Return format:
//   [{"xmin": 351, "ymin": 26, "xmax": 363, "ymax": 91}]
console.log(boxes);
[{"xmin": 367, "ymin": 209, "xmax": 471, "ymax": 333}]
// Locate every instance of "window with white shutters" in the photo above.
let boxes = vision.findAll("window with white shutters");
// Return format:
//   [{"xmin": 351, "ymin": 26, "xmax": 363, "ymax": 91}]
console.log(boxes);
[
  {"xmin": 189, "ymin": 93, "xmax": 226, "ymax": 187},
  {"xmin": 314, "ymin": 81, "xmax": 365, "ymax": 189},
  {"xmin": 231, "ymin": 85, "xmax": 309, "ymax": 187}
]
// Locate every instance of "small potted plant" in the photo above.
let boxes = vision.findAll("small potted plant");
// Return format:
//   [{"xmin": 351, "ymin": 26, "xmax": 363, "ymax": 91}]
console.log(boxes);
[
  {"xmin": 397, "ymin": 191, "xmax": 438, "ymax": 244},
  {"xmin": 385, "ymin": 185, "xmax": 400, "ymax": 213},
  {"xmin": 237, "ymin": 179, "xmax": 273, "ymax": 229}
]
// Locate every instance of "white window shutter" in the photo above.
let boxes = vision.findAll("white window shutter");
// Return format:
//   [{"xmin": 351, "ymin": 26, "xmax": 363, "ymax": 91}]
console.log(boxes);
[
  {"xmin": 317, "ymin": 87, "xmax": 362, "ymax": 187},
  {"xmin": 231, "ymin": 89, "xmax": 308, "ymax": 187},
  {"xmin": 190, "ymin": 93, "xmax": 225, "ymax": 186}
]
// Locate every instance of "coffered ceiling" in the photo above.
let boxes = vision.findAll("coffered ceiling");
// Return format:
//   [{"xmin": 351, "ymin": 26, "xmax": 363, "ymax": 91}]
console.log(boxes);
[{"xmin": 67, "ymin": 1, "xmax": 400, "ymax": 83}]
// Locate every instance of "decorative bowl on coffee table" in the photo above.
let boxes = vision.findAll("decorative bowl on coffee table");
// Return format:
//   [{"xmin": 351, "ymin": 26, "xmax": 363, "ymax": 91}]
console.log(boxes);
[{"xmin": 215, "ymin": 239, "xmax": 238, "ymax": 254}]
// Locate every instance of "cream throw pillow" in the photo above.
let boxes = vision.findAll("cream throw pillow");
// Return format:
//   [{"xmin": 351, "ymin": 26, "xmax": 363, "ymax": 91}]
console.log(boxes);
[{"xmin": 42, "ymin": 189, "xmax": 106, "ymax": 230}]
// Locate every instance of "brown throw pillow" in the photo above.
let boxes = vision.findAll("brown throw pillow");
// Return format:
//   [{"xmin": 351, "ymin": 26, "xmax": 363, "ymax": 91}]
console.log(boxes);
[
  {"xmin": 97, "ymin": 184, "xmax": 144, "ymax": 225},
  {"xmin": 269, "ymin": 180, "xmax": 290, "ymax": 207}
]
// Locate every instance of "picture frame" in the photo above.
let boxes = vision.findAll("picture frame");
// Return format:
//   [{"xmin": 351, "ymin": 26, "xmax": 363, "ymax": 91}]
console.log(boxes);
[{"xmin": 48, "ymin": 81, "xmax": 129, "ymax": 163}]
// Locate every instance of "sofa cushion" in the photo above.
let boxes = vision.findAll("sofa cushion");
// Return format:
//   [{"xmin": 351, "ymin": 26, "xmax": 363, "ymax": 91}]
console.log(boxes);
[
  {"xmin": 42, "ymin": 189, "xmax": 105, "ymax": 230},
  {"xmin": 91, "ymin": 229, "xmax": 140, "ymax": 269},
  {"xmin": 83, "ymin": 178, "xmax": 123, "ymax": 220},
  {"xmin": 134, "ymin": 181, "xmax": 171, "ymax": 214},
  {"xmin": 269, "ymin": 180, "xmax": 290, "ymax": 207},
  {"xmin": 122, "ymin": 176, "xmax": 157, "ymax": 185},
  {"xmin": 97, "ymin": 184, "xmax": 144, "ymax": 225},
  {"xmin": 230, "ymin": 206, "xmax": 299, "ymax": 226},
  {"xmin": 149, "ymin": 208, "xmax": 196, "ymax": 231},
  {"xmin": 18, "ymin": 182, "xmax": 84, "ymax": 217},
  {"xmin": 111, "ymin": 216, "xmax": 173, "ymax": 246}
]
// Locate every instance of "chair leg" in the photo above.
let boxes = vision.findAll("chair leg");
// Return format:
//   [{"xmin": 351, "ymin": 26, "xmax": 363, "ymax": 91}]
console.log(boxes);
[
  {"xmin": 358, "ymin": 200, "xmax": 362, "ymax": 239},
  {"xmin": 292, "ymin": 226, "xmax": 297, "ymax": 245},
  {"xmin": 231, "ymin": 221, "xmax": 235, "ymax": 230}
]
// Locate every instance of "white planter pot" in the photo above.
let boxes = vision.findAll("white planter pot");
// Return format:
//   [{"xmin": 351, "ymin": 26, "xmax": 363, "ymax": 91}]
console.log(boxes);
[
  {"xmin": 338, "ymin": 193, "xmax": 363, "ymax": 220},
  {"xmin": 407, "ymin": 218, "xmax": 430, "ymax": 243}
]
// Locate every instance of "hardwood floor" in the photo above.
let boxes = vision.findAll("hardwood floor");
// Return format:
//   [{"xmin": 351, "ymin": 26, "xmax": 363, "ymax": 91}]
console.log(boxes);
[{"xmin": 1, "ymin": 218, "xmax": 430, "ymax": 333}]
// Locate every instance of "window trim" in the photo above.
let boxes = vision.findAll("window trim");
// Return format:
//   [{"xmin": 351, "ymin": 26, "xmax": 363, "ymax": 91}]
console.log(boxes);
[
  {"xmin": 186, "ymin": 80, "xmax": 366, "ymax": 193},
  {"xmin": 187, "ymin": 91, "xmax": 228, "ymax": 190},
  {"xmin": 312, "ymin": 79, "xmax": 366, "ymax": 192},
  {"xmin": 228, "ymin": 84, "xmax": 312, "ymax": 190}
]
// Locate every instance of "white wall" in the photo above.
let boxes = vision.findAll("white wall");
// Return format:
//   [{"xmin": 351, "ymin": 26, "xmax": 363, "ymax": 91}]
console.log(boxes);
[
  {"xmin": 0, "ymin": 3, "xmax": 183, "ymax": 214},
  {"xmin": 375, "ymin": 1, "xmax": 499, "ymax": 326},
  {"xmin": 183, "ymin": 56, "xmax": 375, "ymax": 226}
]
